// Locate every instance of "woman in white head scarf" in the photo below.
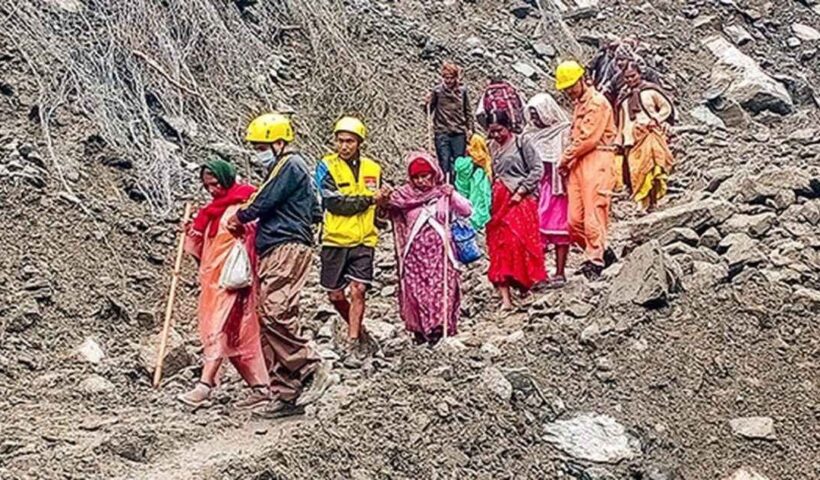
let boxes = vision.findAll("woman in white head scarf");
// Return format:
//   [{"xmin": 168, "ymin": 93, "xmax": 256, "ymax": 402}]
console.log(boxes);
[{"xmin": 523, "ymin": 93, "xmax": 572, "ymax": 288}]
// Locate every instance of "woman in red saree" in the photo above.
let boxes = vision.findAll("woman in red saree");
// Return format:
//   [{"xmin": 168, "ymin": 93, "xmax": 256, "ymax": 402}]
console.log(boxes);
[
  {"xmin": 486, "ymin": 111, "xmax": 547, "ymax": 310},
  {"xmin": 179, "ymin": 158, "xmax": 270, "ymax": 408}
]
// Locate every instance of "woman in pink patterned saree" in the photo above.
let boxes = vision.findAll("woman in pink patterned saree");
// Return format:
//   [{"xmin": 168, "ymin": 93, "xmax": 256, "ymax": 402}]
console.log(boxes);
[{"xmin": 382, "ymin": 152, "xmax": 472, "ymax": 346}]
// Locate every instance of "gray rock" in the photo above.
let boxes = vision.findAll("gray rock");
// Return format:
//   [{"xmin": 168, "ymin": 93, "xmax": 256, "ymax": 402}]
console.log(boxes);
[
  {"xmin": 722, "ymin": 466, "xmax": 771, "ymax": 480},
  {"xmin": 688, "ymin": 261, "xmax": 729, "ymax": 290},
  {"xmin": 531, "ymin": 40, "xmax": 556, "ymax": 58},
  {"xmin": 702, "ymin": 35, "xmax": 793, "ymax": 115},
  {"xmin": 580, "ymin": 317, "xmax": 615, "ymax": 345},
  {"xmin": 659, "ymin": 227, "xmax": 699, "ymax": 247},
  {"xmin": 689, "ymin": 105, "xmax": 726, "ymax": 128},
  {"xmin": 610, "ymin": 241, "xmax": 681, "ymax": 308},
  {"xmin": 464, "ymin": 35, "xmax": 483, "ymax": 50},
  {"xmin": 8, "ymin": 298, "xmax": 41, "ymax": 333},
  {"xmin": 79, "ymin": 374, "xmax": 115, "ymax": 395},
  {"xmin": 42, "ymin": 0, "xmax": 84, "ymax": 12},
  {"xmin": 729, "ymin": 416, "xmax": 776, "ymax": 440},
  {"xmin": 512, "ymin": 62, "xmax": 538, "ymax": 79},
  {"xmin": 720, "ymin": 212, "xmax": 776, "ymax": 238},
  {"xmin": 543, "ymin": 413, "xmax": 641, "ymax": 463},
  {"xmin": 626, "ymin": 199, "xmax": 735, "ymax": 241},
  {"xmin": 690, "ymin": 246, "xmax": 722, "ymax": 264},
  {"xmin": 380, "ymin": 285, "xmax": 396, "ymax": 297},
  {"xmin": 787, "ymin": 128, "xmax": 820, "ymax": 145},
  {"xmin": 565, "ymin": 301, "xmax": 594, "ymax": 318},
  {"xmin": 792, "ymin": 23, "xmax": 820, "ymax": 41},
  {"xmin": 787, "ymin": 36, "xmax": 802, "ymax": 48},
  {"xmin": 718, "ymin": 233, "xmax": 766, "ymax": 274},
  {"xmin": 481, "ymin": 367, "xmax": 512, "ymax": 401},
  {"xmin": 137, "ymin": 328, "xmax": 196, "ymax": 379},
  {"xmin": 716, "ymin": 166, "xmax": 817, "ymax": 207},
  {"xmin": 794, "ymin": 287, "xmax": 820, "ymax": 309},
  {"xmin": 724, "ymin": 24, "xmax": 753, "ymax": 45},
  {"xmin": 510, "ymin": 2, "xmax": 533, "ymax": 19},
  {"xmin": 480, "ymin": 342, "xmax": 501, "ymax": 358},
  {"xmin": 76, "ymin": 338, "xmax": 105, "ymax": 364},
  {"xmin": 699, "ymin": 227, "xmax": 722, "ymax": 249},
  {"xmin": 366, "ymin": 319, "xmax": 397, "ymax": 342}
]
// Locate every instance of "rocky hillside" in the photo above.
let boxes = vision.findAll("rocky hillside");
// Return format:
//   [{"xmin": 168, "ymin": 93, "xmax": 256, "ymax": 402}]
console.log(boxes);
[{"xmin": 1, "ymin": 0, "xmax": 819, "ymax": 479}]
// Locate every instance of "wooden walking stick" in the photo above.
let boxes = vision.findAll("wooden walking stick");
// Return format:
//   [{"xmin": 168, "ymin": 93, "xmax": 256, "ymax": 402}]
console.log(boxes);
[
  {"xmin": 442, "ymin": 175, "xmax": 450, "ymax": 339},
  {"xmin": 153, "ymin": 202, "xmax": 192, "ymax": 389},
  {"xmin": 427, "ymin": 105, "xmax": 434, "ymax": 153}
]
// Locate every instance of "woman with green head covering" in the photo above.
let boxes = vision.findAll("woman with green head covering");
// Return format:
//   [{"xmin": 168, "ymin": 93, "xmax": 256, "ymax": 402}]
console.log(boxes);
[{"xmin": 179, "ymin": 157, "xmax": 271, "ymax": 409}]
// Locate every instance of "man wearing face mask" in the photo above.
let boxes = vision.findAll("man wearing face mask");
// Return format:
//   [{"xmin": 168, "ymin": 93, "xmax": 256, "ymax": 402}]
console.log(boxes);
[{"xmin": 227, "ymin": 113, "xmax": 324, "ymax": 407}]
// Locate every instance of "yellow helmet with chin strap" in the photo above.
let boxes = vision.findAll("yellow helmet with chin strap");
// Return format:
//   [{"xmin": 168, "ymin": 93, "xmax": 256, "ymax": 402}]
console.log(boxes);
[
  {"xmin": 333, "ymin": 116, "xmax": 367, "ymax": 141},
  {"xmin": 245, "ymin": 113, "xmax": 294, "ymax": 143},
  {"xmin": 554, "ymin": 60, "xmax": 586, "ymax": 91}
]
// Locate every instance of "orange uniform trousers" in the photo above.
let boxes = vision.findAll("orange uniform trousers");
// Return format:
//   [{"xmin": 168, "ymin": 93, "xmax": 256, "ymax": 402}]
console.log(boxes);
[{"xmin": 567, "ymin": 149, "xmax": 614, "ymax": 266}]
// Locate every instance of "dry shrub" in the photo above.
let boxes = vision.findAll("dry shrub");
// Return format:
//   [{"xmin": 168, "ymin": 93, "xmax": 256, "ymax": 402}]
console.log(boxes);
[{"xmin": 2, "ymin": 0, "xmax": 416, "ymax": 214}]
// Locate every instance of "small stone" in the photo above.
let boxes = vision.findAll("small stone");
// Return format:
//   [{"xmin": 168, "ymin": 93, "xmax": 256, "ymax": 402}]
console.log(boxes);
[
  {"xmin": 659, "ymin": 227, "xmax": 699, "ymax": 247},
  {"xmin": 721, "ymin": 212, "xmax": 777, "ymax": 238},
  {"xmin": 722, "ymin": 466, "xmax": 771, "ymax": 480},
  {"xmin": 699, "ymin": 227, "xmax": 722, "ymax": 250},
  {"xmin": 792, "ymin": 23, "xmax": 820, "ymax": 42},
  {"xmin": 79, "ymin": 374, "xmax": 115, "ymax": 394},
  {"xmin": 543, "ymin": 413, "xmax": 641, "ymax": 463},
  {"xmin": 464, "ymin": 36, "xmax": 482, "ymax": 50},
  {"xmin": 76, "ymin": 338, "xmax": 105, "ymax": 364},
  {"xmin": 724, "ymin": 24, "xmax": 754, "ymax": 45},
  {"xmin": 510, "ymin": 2, "xmax": 533, "ymax": 19},
  {"xmin": 787, "ymin": 37, "xmax": 802, "ymax": 48},
  {"xmin": 366, "ymin": 319, "xmax": 397, "ymax": 342},
  {"xmin": 688, "ymin": 261, "xmax": 729, "ymax": 290},
  {"xmin": 565, "ymin": 301, "xmax": 594, "ymax": 318},
  {"xmin": 717, "ymin": 233, "xmax": 766, "ymax": 274},
  {"xmin": 8, "ymin": 299, "xmax": 41, "ymax": 333},
  {"xmin": 504, "ymin": 330, "xmax": 525, "ymax": 344},
  {"xmin": 794, "ymin": 287, "xmax": 820, "ymax": 309},
  {"xmin": 480, "ymin": 342, "xmax": 501, "ymax": 358},
  {"xmin": 512, "ymin": 62, "xmax": 538, "ymax": 79},
  {"xmin": 380, "ymin": 285, "xmax": 396, "ymax": 297},
  {"xmin": 531, "ymin": 40, "xmax": 556, "ymax": 58},
  {"xmin": 729, "ymin": 416, "xmax": 776, "ymax": 440},
  {"xmin": 481, "ymin": 367, "xmax": 512, "ymax": 402}
]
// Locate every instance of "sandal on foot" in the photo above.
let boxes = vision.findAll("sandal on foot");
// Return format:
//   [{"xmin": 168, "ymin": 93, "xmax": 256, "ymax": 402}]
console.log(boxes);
[
  {"xmin": 234, "ymin": 385, "xmax": 273, "ymax": 410},
  {"xmin": 548, "ymin": 276, "xmax": 567, "ymax": 289},
  {"xmin": 177, "ymin": 381, "xmax": 213, "ymax": 408}
]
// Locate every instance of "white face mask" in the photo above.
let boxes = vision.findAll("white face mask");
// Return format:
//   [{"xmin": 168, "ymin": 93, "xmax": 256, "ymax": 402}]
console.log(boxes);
[{"xmin": 255, "ymin": 149, "xmax": 276, "ymax": 169}]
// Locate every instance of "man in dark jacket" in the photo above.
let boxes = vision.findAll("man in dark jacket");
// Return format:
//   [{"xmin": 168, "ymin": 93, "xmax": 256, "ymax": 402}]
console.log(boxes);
[
  {"xmin": 425, "ymin": 61, "xmax": 473, "ymax": 181},
  {"xmin": 227, "ymin": 113, "xmax": 324, "ymax": 407}
]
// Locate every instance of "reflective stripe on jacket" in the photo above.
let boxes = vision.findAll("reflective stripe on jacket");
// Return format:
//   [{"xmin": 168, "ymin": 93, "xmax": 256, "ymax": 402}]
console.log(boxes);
[{"xmin": 316, "ymin": 153, "xmax": 381, "ymax": 248}]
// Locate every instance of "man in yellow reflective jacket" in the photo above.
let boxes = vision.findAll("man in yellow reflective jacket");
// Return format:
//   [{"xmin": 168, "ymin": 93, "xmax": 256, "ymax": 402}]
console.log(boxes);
[{"xmin": 315, "ymin": 117, "xmax": 384, "ymax": 354}]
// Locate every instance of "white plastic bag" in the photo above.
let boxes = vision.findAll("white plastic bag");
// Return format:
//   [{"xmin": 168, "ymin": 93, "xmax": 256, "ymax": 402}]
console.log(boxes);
[{"xmin": 218, "ymin": 242, "xmax": 252, "ymax": 290}]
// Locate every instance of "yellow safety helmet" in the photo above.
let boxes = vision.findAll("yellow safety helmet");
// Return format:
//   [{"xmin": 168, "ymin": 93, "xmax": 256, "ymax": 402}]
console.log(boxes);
[
  {"xmin": 554, "ymin": 60, "xmax": 586, "ymax": 91},
  {"xmin": 333, "ymin": 116, "xmax": 367, "ymax": 141},
  {"xmin": 245, "ymin": 113, "xmax": 294, "ymax": 143}
]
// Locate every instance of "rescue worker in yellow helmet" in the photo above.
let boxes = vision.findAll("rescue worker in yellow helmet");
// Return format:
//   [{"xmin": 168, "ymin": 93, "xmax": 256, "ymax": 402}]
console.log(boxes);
[
  {"xmin": 314, "ymin": 116, "xmax": 384, "ymax": 355},
  {"xmin": 227, "ymin": 113, "xmax": 325, "ymax": 406},
  {"xmin": 554, "ymin": 61, "xmax": 618, "ymax": 280}
]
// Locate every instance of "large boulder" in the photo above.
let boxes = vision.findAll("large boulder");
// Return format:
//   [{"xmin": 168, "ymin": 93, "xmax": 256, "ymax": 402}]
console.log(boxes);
[
  {"xmin": 720, "ymin": 212, "xmax": 777, "ymax": 238},
  {"xmin": 136, "ymin": 328, "xmax": 196, "ymax": 380},
  {"xmin": 702, "ymin": 35, "xmax": 793, "ymax": 115},
  {"xmin": 715, "ymin": 166, "xmax": 819, "ymax": 208},
  {"xmin": 626, "ymin": 198, "xmax": 735, "ymax": 241},
  {"xmin": 717, "ymin": 233, "xmax": 766, "ymax": 275},
  {"xmin": 610, "ymin": 241, "xmax": 682, "ymax": 308}
]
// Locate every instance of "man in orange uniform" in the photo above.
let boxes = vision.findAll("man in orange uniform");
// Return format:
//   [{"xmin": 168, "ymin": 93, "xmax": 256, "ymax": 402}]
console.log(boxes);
[{"xmin": 555, "ymin": 61, "xmax": 618, "ymax": 280}]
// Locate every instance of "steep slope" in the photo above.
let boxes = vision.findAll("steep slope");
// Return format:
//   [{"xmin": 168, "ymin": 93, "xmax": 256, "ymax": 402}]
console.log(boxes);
[{"xmin": 1, "ymin": 1, "xmax": 819, "ymax": 479}]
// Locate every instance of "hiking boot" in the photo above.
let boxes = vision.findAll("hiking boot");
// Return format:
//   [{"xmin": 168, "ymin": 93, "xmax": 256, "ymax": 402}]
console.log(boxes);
[
  {"xmin": 234, "ymin": 385, "xmax": 273, "ymax": 411},
  {"xmin": 296, "ymin": 362, "xmax": 334, "ymax": 407},
  {"xmin": 177, "ymin": 382, "xmax": 212, "ymax": 408}
]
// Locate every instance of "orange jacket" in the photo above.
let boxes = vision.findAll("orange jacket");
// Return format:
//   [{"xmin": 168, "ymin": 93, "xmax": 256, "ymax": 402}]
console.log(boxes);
[{"xmin": 562, "ymin": 86, "xmax": 617, "ymax": 165}]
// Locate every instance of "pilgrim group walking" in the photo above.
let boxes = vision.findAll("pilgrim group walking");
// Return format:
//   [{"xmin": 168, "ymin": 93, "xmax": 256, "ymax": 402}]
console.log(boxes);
[{"xmin": 177, "ymin": 51, "xmax": 677, "ymax": 409}]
